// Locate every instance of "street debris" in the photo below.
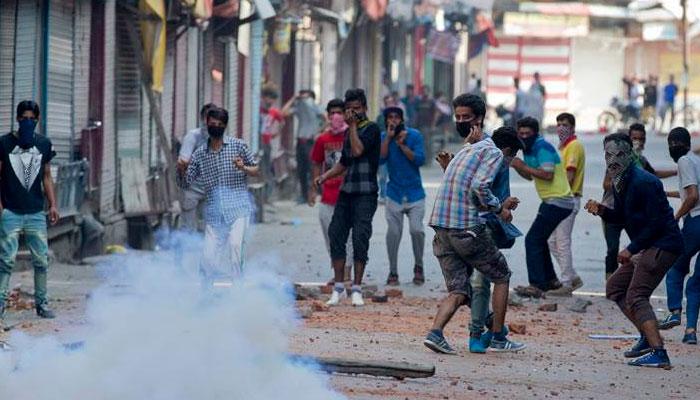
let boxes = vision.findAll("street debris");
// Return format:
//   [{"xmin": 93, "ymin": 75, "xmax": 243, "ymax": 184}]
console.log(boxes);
[
  {"xmin": 568, "ymin": 298, "xmax": 593, "ymax": 313},
  {"xmin": 371, "ymin": 293, "xmax": 389, "ymax": 303},
  {"xmin": 290, "ymin": 355, "xmax": 435, "ymax": 380},
  {"xmin": 538, "ymin": 303, "xmax": 558, "ymax": 312},
  {"xmin": 385, "ymin": 288, "xmax": 403, "ymax": 298},
  {"xmin": 508, "ymin": 322, "xmax": 527, "ymax": 334}
]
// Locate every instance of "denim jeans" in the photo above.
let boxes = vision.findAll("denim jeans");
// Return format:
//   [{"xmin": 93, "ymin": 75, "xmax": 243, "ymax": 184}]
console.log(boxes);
[
  {"xmin": 469, "ymin": 270, "xmax": 491, "ymax": 335},
  {"xmin": 665, "ymin": 215, "xmax": 700, "ymax": 330},
  {"xmin": 525, "ymin": 203, "xmax": 572, "ymax": 290},
  {"xmin": 378, "ymin": 164, "xmax": 388, "ymax": 200},
  {"xmin": 0, "ymin": 210, "xmax": 50, "ymax": 306},
  {"xmin": 603, "ymin": 221, "xmax": 624, "ymax": 275}
]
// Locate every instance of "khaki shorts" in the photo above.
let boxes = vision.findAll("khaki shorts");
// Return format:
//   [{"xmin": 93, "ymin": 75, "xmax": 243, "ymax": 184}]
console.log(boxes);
[{"xmin": 432, "ymin": 225, "xmax": 511, "ymax": 296}]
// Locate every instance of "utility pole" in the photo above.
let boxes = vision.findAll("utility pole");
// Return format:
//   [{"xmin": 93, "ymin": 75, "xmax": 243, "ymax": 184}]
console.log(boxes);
[{"xmin": 681, "ymin": 0, "xmax": 689, "ymax": 126}]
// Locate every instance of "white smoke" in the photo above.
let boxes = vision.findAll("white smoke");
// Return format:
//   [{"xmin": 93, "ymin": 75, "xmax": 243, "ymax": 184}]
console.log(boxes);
[{"xmin": 0, "ymin": 230, "xmax": 344, "ymax": 400}]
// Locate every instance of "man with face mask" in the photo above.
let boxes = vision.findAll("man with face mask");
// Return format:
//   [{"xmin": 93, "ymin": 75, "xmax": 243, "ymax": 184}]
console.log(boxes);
[
  {"xmin": 379, "ymin": 106, "xmax": 426, "ymax": 286},
  {"xmin": 601, "ymin": 124, "xmax": 676, "ymax": 281},
  {"xmin": 585, "ymin": 133, "xmax": 683, "ymax": 368},
  {"xmin": 177, "ymin": 103, "xmax": 216, "ymax": 231},
  {"xmin": 425, "ymin": 94, "xmax": 525, "ymax": 354},
  {"xmin": 310, "ymin": 99, "xmax": 353, "ymax": 285},
  {"xmin": 659, "ymin": 127, "xmax": 700, "ymax": 344},
  {"xmin": 511, "ymin": 117, "xmax": 575, "ymax": 298},
  {"xmin": 177, "ymin": 107, "xmax": 259, "ymax": 285},
  {"xmin": 0, "ymin": 101, "xmax": 60, "ymax": 325}
]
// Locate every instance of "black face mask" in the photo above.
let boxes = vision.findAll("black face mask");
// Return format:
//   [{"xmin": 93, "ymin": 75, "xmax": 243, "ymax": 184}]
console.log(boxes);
[
  {"xmin": 456, "ymin": 121, "xmax": 471, "ymax": 138},
  {"xmin": 669, "ymin": 145, "xmax": 689, "ymax": 163},
  {"xmin": 18, "ymin": 118, "xmax": 36, "ymax": 149},
  {"xmin": 208, "ymin": 126, "xmax": 225, "ymax": 138},
  {"xmin": 522, "ymin": 135, "xmax": 537, "ymax": 154}
]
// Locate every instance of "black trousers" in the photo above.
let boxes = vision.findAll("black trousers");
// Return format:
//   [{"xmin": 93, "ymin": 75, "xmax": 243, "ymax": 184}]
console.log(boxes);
[{"xmin": 329, "ymin": 192, "xmax": 378, "ymax": 263}]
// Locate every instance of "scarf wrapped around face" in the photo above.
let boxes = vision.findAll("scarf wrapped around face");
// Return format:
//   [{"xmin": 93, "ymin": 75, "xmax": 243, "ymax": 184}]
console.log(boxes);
[
  {"xmin": 604, "ymin": 139, "xmax": 634, "ymax": 192},
  {"xmin": 557, "ymin": 125, "xmax": 574, "ymax": 147}
]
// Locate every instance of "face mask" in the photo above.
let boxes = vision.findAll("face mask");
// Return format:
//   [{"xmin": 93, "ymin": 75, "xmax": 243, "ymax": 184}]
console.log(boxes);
[
  {"xmin": 522, "ymin": 135, "xmax": 537, "ymax": 154},
  {"xmin": 669, "ymin": 145, "xmax": 689, "ymax": 163},
  {"xmin": 632, "ymin": 139, "xmax": 644, "ymax": 156},
  {"xmin": 604, "ymin": 140, "xmax": 633, "ymax": 191},
  {"xmin": 330, "ymin": 113, "xmax": 347, "ymax": 134},
  {"xmin": 18, "ymin": 118, "xmax": 36, "ymax": 149},
  {"xmin": 208, "ymin": 126, "xmax": 225, "ymax": 138},
  {"xmin": 557, "ymin": 125, "xmax": 573, "ymax": 145},
  {"xmin": 456, "ymin": 121, "xmax": 471, "ymax": 138},
  {"xmin": 354, "ymin": 112, "xmax": 368, "ymax": 122}
]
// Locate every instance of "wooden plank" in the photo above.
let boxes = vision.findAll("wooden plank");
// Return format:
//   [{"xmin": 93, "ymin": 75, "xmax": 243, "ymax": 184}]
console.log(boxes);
[
  {"xmin": 120, "ymin": 158, "xmax": 151, "ymax": 214},
  {"xmin": 290, "ymin": 355, "xmax": 435, "ymax": 380}
]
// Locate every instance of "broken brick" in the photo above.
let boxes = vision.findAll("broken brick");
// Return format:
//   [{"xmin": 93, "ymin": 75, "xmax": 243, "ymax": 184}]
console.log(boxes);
[
  {"xmin": 538, "ymin": 303, "xmax": 558, "ymax": 312},
  {"xmin": 385, "ymin": 288, "xmax": 403, "ymax": 298},
  {"xmin": 508, "ymin": 322, "xmax": 527, "ymax": 335}
]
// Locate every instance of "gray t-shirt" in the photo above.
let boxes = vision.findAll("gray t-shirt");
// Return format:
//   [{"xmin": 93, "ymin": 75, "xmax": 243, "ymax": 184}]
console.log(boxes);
[
  {"xmin": 678, "ymin": 152, "xmax": 700, "ymax": 218},
  {"xmin": 179, "ymin": 127, "xmax": 208, "ymax": 194},
  {"xmin": 293, "ymin": 99, "xmax": 323, "ymax": 139}
]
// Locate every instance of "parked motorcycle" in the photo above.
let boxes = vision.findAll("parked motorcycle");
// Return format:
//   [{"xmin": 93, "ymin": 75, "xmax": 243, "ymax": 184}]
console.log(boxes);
[{"xmin": 597, "ymin": 97, "xmax": 639, "ymax": 133}]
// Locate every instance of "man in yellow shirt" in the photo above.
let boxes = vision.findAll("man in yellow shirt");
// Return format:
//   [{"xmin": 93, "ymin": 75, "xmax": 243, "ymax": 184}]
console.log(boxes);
[
  {"xmin": 511, "ymin": 117, "xmax": 575, "ymax": 297},
  {"xmin": 547, "ymin": 113, "xmax": 584, "ymax": 296}
]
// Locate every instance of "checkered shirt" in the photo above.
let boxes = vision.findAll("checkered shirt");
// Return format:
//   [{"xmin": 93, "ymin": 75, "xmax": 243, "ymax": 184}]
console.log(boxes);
[
  {"xmin": 339, "ymin": 121, "xmax": 381, "ymax": 194},
  {"xmin": 177, "ymin": 136, "xmax": 257, "ymax": 227},
  {"xmin": 429, "ymin": 138, "xmax": 503, "ymax": 230}
]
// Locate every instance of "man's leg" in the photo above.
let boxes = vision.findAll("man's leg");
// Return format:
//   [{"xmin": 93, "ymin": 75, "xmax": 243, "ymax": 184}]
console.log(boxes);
[
  {"xmin": 24, "ymin": 212, "xmax": 54, "ymax": 317},
  {"xmin": 469, "ymin": 271, "xmax": 491, "ymax": 352},
  {"xmin": 547, "ymin": 198, "xmax": 580, "ymax": 288},
  {"xmin": 180, "ymin": 189, "xmax": 200, "ymax": 231},
  {"xmin": 327, "ymin": 193, "xmax": 353, "ymax": 304},
  {"xmin": 200, "ymin": 225, "xmax": 223, "ymax": 287},
  {"xmin": 525, "ymin": 203, "xmax": 571, "ymax": 290},
  {"xmin": 0, "ymin": 210, "xmax": 22, "ymax": 318},
  {"xmin": 407, "ymin": 199, "xmax": 426, "ymax": 281},
  {"xmin": 227, "ymin": 217, "xmax": 250, "ymax": 279},
  {"xmin": 296, "ymin": 140, "xmax": 312, "ymax": 202},
  {"xmin": 384, "ymin": 199, "xmax": 404, "ymax": 279},
  {"xmin": 606, "ymin": 260, "xmax": 640, "ymax": 330},
  {"xmin": 350, "ymin": 194, "xmax": 378, "ymax": 287}
]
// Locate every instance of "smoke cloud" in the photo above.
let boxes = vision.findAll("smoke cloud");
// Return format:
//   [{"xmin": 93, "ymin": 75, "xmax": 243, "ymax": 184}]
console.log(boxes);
[{"xmin": 0, "ymin": 230, "xmax": 344, "ymax": 400}]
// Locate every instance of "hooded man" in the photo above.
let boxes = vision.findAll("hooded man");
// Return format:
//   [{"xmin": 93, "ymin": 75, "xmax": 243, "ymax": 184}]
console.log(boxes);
[{"xmin": 585, "ymin": 133, "xmax": 683, "ymax": 368}]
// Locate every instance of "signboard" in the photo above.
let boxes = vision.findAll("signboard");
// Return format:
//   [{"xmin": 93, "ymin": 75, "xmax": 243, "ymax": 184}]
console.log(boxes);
[
  {"xmin": 642, "ymin": 22, "xmax": 678, "ymax": 41},
  {"xmin": 504, "ymin": 12, "xmax": 589, "ymax": 38}
]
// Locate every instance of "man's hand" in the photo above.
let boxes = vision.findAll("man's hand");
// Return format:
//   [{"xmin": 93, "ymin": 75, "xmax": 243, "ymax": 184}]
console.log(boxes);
[
  {"xmin": 234, "ymin": 157, "xmax": 245, "ymax": 171},
  {"xmin": 176, "ymin": 159, "xmax": 188, "ymax": 174},
  {"xmin": 48, "ymin": 206, "xmax": 59, "ymax": 226},
  {"xmin": 502, "ymin": 196, "xmax": 520, "ymax": 211},
  {"xmin": 344, "ymin": 110, "xmax": 358, "ymax": 127},
  {"xmin": 584, "ymin": 199, "xmax": 602, "ymax": 216},
  {"xmin": 499, "ymin": 208, "xmax": 513, "ymax": 223},
  {"xmin": 510, "ymin": 157, "xmax": 526, "ymax": 171},
  {"xmin": 617, "ymin": 248, "xmax": 632, "ymax": 266},
  {"xmin": 466, "ymin": 124, "xmax": 483, "ymax": 144},
  {"xmin": 307, "ymin": 192, "xmax": 317, "ymax": 207},
  {"xmin": 387, "ymin": 124, "xmax": 396, "ymax": 139},
  {"xmin": 314, "ymin": 174, "xmax": 326, "ymax": 190},
  {"xmin": 396, "ymin": 130, "xmax": 407, "ymax": 145},
  {"xmin": 435, "ymin": 151, "xmax": 454, "ymax": 170}
]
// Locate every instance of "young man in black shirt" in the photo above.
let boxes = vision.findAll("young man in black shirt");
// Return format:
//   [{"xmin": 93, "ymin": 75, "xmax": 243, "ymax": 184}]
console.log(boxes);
[
  {"xmin": 315, "ymin": 89, "xmax": 381, "ymax": 306},
  {"xmin": 0, "ymin": 101, "xmax": 59, "ymax": 324}
]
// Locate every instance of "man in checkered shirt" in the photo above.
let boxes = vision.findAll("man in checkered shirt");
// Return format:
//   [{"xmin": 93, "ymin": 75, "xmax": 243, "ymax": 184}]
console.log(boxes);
[
  {"xmin": 315, "ymin": 88, "xmax": 381, "ymax": 307},
  {"xmin": 177, "ymin": 107, "xmax": 259, "ymax": 283}
]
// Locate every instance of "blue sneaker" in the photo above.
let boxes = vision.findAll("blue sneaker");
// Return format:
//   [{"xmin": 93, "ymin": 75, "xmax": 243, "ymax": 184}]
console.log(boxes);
[
  {"xmin": 489, "ymin": 337, "xmax": 526, "ymax": 352},
  {"xmin": 628, "ymin": 348, "xmax": 672, "ymax": 369},
  {"xmin": 624, "ymin": 335, "xmax": 651, "ymax": 358},
  {"xmin": 469, "ymin": 335, "xmax": 487, "ymax": 354},
  {"xmin": 424, "ymin": 331, "xmax": 457, "ymax": 355},
  {"xmin": 682, "ymin": 332, "xmax": 697, "ymax": 345},
  {"xmin": 658, "ymin": 313, "xmax": 681, "ymax": 330},
  {"xmin": 480, "ymin": 325, "xmax": 509, "ymax": 348}
]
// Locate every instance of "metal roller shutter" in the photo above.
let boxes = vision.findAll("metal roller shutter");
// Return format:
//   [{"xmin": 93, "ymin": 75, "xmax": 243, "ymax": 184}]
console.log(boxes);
[
  {"xmin": 72, "ymin": 0, "xmax": 91, "ymax": 151},
  {"xmin": 212, "ymin": 38, "xmax": 225, "ymax": 107},
  {"xmin": 100, "ymin": 0, "xmax": 118, "ymax": 217},
  {"xmin": 0, "ymin": 0, "xmax": 17, "ymax": 133},
  {"xmin": 173, "ymin": 30, "xmax": 188, "ymax": 143},
  {"xmin": 46, "ymin": 0, "xmax": 76, "ymax": 164},
  {"xmin": 115, "ymin": 7, "xmax": 142, "ymax": 159},
  {"xmin": 13, "ymin": 0, "xmax": 41, "ymax": 110}
]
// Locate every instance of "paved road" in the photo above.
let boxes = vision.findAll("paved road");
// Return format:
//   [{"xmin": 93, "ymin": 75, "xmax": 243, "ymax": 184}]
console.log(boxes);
[{"xmin": 250, "ymin": 131, "xmax": 681, "ymax": 298}]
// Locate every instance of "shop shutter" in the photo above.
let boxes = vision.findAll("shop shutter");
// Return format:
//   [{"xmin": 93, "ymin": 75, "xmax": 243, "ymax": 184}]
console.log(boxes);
[
  {"xmin": 72, "ymin": 0, "xmax": 91, "ymax": 151},
  {"xmin": 13, "ymin": 0, "xmax": 41, "ymax": 110},
  {"xmin": 100, "ymin": 0, "xmax": 118, "ymax": 217},
  {"xmin": 46, "ymin": 0, "xmax": 76, "ymax": 164},
  {"xmin": 115, "ymin": 7, "xmax": 142, "ymax": 159},
  {"xmin": 0, "ymin": 0, "xmax": 17, "ymax": 133}
]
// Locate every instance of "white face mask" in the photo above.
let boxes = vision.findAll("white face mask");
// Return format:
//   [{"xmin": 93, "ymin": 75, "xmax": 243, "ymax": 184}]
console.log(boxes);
[{"xmin": 632, "ymin": 139, "xmax": 644, "ymax": 155}]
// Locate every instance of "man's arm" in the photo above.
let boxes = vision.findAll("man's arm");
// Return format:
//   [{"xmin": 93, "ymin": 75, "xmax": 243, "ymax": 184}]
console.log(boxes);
[
  {"xmin": 472, "ymin": 148, "xmax": 504, "ymax": 213},
  {"xmin": 348, "ymin": 123, "xmax": 364, "ymax": 157},
  {"xmin": 674, "ymin": 185, "xmax": 699, "ymax": 220},
  {"xmin": 510, "ymin": 157, "xmax": 554, "ymax": 181},
  {"xmin": 317, "ymin": 162, "xmax": 347, "ymax": 184},
  {"xmin": 176, "ymin": 153, "xmax": 200, "ymax": 189},
  {"xmin": 626, "ymin": 181, "xmax": 671, "ymax": 254},
  {"xmin": 400, "ymin": 130, "xmax": 425, "ymax": 166},
  {"xmin": 566, "ymin": 168, "xmax": 576, "ymax": 188},
  {"xmin": 655, "ymin": 169, "xmax": 677, "ymax": 179},
  {"xmin": 281, "ymin": 96, "xmax": 297, "ymax": 118},
  {"xmin": 43, "ymin": 163, "xmax": 59, "ymax": 225},
  {"xmin": 380, "ymin": 130, "xmax": 392, "ymax": 160},
  {"xmin": 236, "ymin": 144, "xmax": 260, "ymax": 177}
]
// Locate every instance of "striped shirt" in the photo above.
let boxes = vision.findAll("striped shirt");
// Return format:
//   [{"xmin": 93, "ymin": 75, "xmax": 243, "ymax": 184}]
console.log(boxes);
[{"xmin": 429, "ymin": 138, "xmax": 503, "ymax": 229}]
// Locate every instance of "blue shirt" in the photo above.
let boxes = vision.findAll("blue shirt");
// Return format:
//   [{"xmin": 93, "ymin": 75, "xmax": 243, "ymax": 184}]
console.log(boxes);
[
  {"xmin": 601, "ymin": 166, "xmax": 683, "ymax": 255},
  {"xmin": 380, "ymin": 127, "xmax": 426, "ymax": 203},
  {"xmin": 664, "ymin": 83, "xmax": 678, "ymax": 104},
  {"xmin": 483, "ymin": 159, "xmax": 523, "ymax": 244}
]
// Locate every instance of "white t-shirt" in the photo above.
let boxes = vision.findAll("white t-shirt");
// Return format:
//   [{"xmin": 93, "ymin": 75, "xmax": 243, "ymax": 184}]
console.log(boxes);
[
  {"xmin": 678, "ymin": 152, "xmax": 700, "ymax": 218},
  {"xmin": 179, "ymin": 127, "xmax": 208, "ymax": 162}
]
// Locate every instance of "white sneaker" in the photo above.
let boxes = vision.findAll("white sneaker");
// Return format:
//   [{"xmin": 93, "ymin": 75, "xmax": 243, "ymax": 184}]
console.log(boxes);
[
  {"xmin": 326, "ymin": 290, "xmax": 346, "ymax": 306},
  {"xmin": 351, "ymin": 291, "xmax": 364, "ymax": 307}
]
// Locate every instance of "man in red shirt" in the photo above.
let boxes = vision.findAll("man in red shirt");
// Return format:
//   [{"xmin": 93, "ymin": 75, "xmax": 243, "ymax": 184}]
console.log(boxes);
[{"xmin": 310, "ymin": 99, "xmax": 353, "ymax": 284}]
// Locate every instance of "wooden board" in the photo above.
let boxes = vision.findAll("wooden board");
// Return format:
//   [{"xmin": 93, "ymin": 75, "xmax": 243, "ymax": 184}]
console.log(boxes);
[
  {"xmin": 120, "ymin": 157, "xmax": 152, "ymax": 215},
  {"xmin": 290, "ymin": 355, "xmax": 435, "ymax": 380}
]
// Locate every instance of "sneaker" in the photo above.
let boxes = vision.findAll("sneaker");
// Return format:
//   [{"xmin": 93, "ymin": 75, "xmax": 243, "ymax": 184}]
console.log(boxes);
[
  {"xmin": 624, "ymin": 336, "xmax": 651, "ymax": 358},
  {"xmin": 386, "ymin": 273, "xmax": 399, "ymax": 286},
  {"xmin": 658, "ymin": 313, "xmax": 681, "ymax": 330},
  {"xmin": 682, "ymin": 331, "xmax": 697, "ymax": 345},
  {"xmin": 413, "ymin": 266, "xmax": 425, "ymax": 285},
  {"xmin": 469, "ymin": 335, "xmax": 487, "ymax": 354},
  {"xmin": 571, "ymin": 276, "xmax": 584, "ymax": 291},
  {"xmin": 544, "ymin": 279, "xmax": 563, "ymax": 291},
  {"xmin": 480, "ymin": 324, "xmax": 509, "ymax": 348},
  {"xmin": 627, "ymin": 348, "xmax": 672, "ymax": 369},
  {"xmin": 326, "ymin": 289, "xmax": 346, "ymax": 306},
  {"xmin": 489, "ymin": 337, "xmax": 526, "ymax": 352},
  {"xmin": 36, "ymin": 303, "xmax": 56, "ymax": 319},
  {"xmin": 546, "ymin": 285, "xmax": 574, "ymax": 297},
  {"xmin": 424, "ymin": 331, "xmax": 457, "ymax": 355},
  {"xmin": 351, "ymin": 291, "xmax": 364, "ymax": 307}
]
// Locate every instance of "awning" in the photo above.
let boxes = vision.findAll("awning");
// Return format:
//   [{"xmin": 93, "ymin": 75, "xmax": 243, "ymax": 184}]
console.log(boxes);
[{"xmin": 139, "ymin": 0, "xmax": 166, "ymax": 92}]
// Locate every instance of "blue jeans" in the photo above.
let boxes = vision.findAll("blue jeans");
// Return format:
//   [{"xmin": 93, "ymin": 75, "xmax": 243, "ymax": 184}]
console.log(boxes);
[
  {"xmin": 525, "ymin": 203, "xmax": 572, "ymax": 290},
  {"xmin": 469, "ymin": 271, "xmax": 491, "ymax": 335},
  {"xmin": 665, "ymin": 214, "xmax": 700, "ymax": 330},
  {"xmin": 0, "ymin": 210, "xmax": 50, "ymax": 306},
  {"xmin": 378, "ymin": 164, "xmax": 387, "ymax": 200}
]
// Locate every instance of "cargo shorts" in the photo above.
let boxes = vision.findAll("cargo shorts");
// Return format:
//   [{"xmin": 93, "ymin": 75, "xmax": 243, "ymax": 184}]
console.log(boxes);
[{"xmin": 432, "ymin": 224, "xmax": 512, "ymax": 297}]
